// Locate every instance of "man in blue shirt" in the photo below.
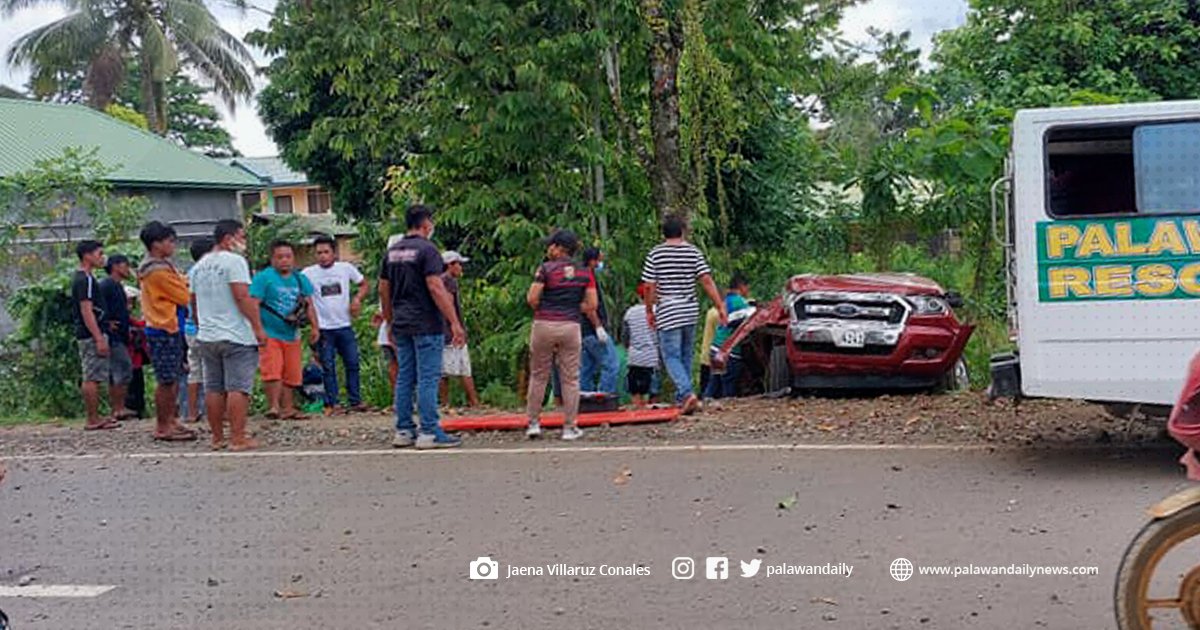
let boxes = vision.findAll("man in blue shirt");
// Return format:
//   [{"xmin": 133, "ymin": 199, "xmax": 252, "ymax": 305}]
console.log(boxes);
[{"xmin": 250, "ymin": 239, "xmax": 319, "ymax": 419}]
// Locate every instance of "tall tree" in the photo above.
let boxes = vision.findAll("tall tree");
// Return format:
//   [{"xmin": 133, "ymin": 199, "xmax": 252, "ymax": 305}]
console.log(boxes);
[
  {"xmin": 254, "ymin": 0, "xmax": 851, "ymax": 225},
  {"xmin": 3, "ymin": 0, "xmax": 256, "ymax": 135},
  {"xmin": 25, "ymin": 60, "xmax": 239, "ymax": 157},
  {"xmin": 931, "ymin": 0, "xmax": 1200, "ymax": 107}
]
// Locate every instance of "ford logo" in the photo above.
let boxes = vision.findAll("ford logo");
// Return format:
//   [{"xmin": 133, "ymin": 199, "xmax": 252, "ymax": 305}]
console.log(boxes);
[{"xmin": 833, "ymin": 303, "xmax": 860, "ymax": 317}]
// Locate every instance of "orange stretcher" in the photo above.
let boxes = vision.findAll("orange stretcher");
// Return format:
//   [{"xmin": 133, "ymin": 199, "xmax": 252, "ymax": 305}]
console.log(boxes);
[{"xmin": 441, "ymin": 407, "xmax": 681, "ymax": 432}]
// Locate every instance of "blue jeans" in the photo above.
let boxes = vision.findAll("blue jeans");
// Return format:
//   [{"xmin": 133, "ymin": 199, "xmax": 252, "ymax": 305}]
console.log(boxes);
[
  {"xmin": 580, "ymin": 334, "xmax": 620, "ymax": 395},
  {"xmin": 703, "ymin": 355, "xmax": 742, "ymax": 399},
  {"xmin": 320, "ymin": 327, "xmax": 362, "ymax": 407},
  {"xmin": 394, "ymin": 333, "xmax": 446, "ymax": 437},
  {"xmin": 657, "ymin": 325, "xmax": 696, "ymax": 402}
]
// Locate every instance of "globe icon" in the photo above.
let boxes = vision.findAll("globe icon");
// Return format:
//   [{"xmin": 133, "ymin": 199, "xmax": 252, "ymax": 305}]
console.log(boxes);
[{"xmin": 890, "ymin": 558, "xmax": 914, "ymax": 582}]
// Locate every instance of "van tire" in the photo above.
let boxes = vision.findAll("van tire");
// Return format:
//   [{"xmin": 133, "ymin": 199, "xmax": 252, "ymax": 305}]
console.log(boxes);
[{"xmin": 766, "ymin": 343, "xmax": 791, "ymax": 395}]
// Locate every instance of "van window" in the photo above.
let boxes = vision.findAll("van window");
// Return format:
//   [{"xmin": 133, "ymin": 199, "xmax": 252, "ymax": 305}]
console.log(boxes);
[
  {"xmin": 1134, "ymin": 122, "xmax": 1200, "ymax": 214},
  {"xmin": 1046, "ymin": 125, "xmax": 1135, "ymax": 217},
  {"xmin": 1046, "ymin": 121, "xmax": 1200, "ymax": 218}
]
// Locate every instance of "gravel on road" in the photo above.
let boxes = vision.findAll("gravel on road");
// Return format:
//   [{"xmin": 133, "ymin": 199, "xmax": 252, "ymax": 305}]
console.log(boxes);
[{"xmin": 0, "ymin": 393, "xmax": 1172, "ymax": 457}]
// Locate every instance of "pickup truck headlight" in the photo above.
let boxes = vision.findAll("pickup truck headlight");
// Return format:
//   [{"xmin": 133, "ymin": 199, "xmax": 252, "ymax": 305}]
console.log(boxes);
[{"xmin": 908, "ymin": 295, "xmax": 949, "ymax": 315}]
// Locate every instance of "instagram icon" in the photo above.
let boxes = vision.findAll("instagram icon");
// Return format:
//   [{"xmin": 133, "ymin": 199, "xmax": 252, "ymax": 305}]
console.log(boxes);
[{"xmin": 672, "ymin": 557, "xmax": 696, "ymax": 580}]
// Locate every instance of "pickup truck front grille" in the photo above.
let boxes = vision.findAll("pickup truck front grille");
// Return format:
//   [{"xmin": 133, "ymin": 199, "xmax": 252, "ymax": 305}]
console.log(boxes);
[{"xmin": 793, "ymin": 292, "xmax": 907, "ymax": 325}]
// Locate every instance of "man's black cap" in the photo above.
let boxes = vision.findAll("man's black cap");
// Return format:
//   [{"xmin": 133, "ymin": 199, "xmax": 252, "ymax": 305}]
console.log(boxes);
[{"xmin": 542, "ymin": 229, "xmax": 579, "ymax": 255}]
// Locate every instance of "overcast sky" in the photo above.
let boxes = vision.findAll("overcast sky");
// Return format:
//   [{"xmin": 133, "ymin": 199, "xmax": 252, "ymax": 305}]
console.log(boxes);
[{"xmin": 0, "ymin": 0, "xmax": 968, "ymax": 157}]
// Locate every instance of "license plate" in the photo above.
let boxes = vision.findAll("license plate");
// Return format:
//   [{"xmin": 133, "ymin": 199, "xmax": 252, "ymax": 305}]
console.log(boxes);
[{"xmin": 838, "ymin": 329, "xmax": 866, "ymax": 347}]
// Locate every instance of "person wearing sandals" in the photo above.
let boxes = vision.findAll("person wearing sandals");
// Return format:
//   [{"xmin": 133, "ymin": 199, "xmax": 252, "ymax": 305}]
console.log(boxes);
[
  {"xmin": 524, "ymin": 229, "xmax": 599, "ymax": 441},
  {"xmin": 137, "ymin": 221, "xmax": 197, "ymax": 442},
  {"xmin": 72, "ymin": 240, "xmax": 121, "ymax": 431},
  {"xmin": 251, "ymin": 239, "xmax": 320, "ymax": 420},
  {"xmin": 98, "ymin": 254, "xmax": 136, "ymax": 422},
  {"xmin": 192, "ymin": 220, "xmax": 268, "ymax": 451}
]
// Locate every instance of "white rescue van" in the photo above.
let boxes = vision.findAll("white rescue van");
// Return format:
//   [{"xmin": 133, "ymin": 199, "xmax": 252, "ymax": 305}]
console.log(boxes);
[{"xmin": 993, "ymin": 101, "xmax": 1200, "ymax": 407}]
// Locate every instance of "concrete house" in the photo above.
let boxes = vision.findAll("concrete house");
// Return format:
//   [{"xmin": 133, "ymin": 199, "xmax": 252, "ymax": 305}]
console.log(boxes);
[
  {"xmin": 0, "ymin": 97, "xmax": 261, "ymax": 334},
  {"xmin": 0, "ymin": 97, "xmax": 261, "ymax": 243},
  {"xmin": 226, "ymin": 156, "xmax": 360, "ymax": 262}
]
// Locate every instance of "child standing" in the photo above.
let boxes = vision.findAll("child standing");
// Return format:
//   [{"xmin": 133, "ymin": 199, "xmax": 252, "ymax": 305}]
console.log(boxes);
[{"xmin": 622, "ymin": 283, "xmax": 660, "ymax": 408}]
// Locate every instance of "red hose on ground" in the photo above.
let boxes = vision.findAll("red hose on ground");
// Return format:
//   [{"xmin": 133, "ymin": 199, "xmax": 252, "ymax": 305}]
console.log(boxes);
[{"xmin": 441, "ymin": 407, "xmax": 681, "ymax": 432}]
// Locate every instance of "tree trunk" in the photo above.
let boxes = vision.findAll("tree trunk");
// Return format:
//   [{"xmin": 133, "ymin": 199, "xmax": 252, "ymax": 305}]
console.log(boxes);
[
  {"xmin": 642, "ymin": 0, "xmax": 688, "ymax": 221},
  {"xmin": 152, "ymin": 79, "xmax": 168, "ymax": 135},
  {"xmin": 138, "ymin": 55, "xmax": 161, "ymax": 134}
]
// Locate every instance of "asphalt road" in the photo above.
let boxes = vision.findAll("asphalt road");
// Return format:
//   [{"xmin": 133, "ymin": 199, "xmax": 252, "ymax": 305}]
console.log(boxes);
[{"xmin": 0, "ymin": 443, "xmax": 1190, "ymax": 629}]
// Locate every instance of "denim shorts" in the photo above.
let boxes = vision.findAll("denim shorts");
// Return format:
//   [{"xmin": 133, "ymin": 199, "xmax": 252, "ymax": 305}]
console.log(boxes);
[{"xmin": 109, "ymin": 341, "xmax": 133, "ymax": 386}]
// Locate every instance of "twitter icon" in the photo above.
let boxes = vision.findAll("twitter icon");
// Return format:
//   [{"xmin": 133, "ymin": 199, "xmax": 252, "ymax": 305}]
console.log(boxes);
[{"xmin": 740, "ymin": 559, "xmax": 762, "ymax": 578}]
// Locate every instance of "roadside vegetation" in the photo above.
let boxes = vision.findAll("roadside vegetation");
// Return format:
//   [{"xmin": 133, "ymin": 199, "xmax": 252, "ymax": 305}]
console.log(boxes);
[{"xmin": 6, "ymin": 0, "xmax": 1200, "ymax": 419}]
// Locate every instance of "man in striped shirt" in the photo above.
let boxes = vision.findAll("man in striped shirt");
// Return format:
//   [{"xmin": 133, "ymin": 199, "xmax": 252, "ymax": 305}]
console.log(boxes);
[{"xmin": 640, "ymin": 214, "xmax": 727, "ymax": 414}]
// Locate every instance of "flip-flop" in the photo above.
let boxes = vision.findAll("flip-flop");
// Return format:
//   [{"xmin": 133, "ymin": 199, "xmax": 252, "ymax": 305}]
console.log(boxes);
[
  {"xmin": 114, "ymin": 410, "xmax": 137, "ymax": 421},
  {"xmin": 169, "ymin": 424, "xmax": 198, "ymax": 436},
  {"xmin": 210, "ymin": 441, "xmax": 227, "ymax": 451},
  {"xmin": 264, "ymin": 410, "xmax": 281, "ymax": 420},
  {"xmin": 84, "ymin": 419, "xmax": 120, "ymax": 431},
  {"xmin": 229, "ymin": 438, "xmax": 260, "ymax": 452},
  {"xmin": 280, "ymin": 412, "xmax": 310, "ymax": 421},
  {"xmin": 153, "ymin": 430, "xmax": 198, "ymax": 442}
]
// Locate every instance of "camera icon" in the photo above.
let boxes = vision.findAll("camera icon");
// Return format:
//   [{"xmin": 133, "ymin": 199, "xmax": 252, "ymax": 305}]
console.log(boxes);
[
  {"xmin": 470, "ymin": 556, "xmax": 500, "ymax": 580},
  {"xmin": 671, "ymin": 556, "xmax": 695, "ymax": 580}
]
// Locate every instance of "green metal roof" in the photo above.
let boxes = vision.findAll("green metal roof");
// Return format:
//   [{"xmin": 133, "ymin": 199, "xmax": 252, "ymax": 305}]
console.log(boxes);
[
  {"xmin": 226, "ymin": 156, "xmax": 309, "ymax": 186},
  {"xmin": 0, "ymin": 98, "xmax": 262, "ymax": 190}
]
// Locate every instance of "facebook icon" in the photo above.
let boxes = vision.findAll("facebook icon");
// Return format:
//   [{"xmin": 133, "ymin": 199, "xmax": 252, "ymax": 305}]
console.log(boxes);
[{"xmin": 706, "ymin": 557, "xmax": 729, "ymax": 580}]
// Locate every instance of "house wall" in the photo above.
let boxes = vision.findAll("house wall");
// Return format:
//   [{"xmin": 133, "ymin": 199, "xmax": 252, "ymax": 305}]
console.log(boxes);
[
  {"xmin": 0, "ymin": 186, "xmax": 243, "ymax": 336},
  {"xmin": 133, "ymin": 188, "xmax": 243, "ymax": 241},
  {"xmin": 259, "ymin": 185, "xmax": 330, "ymax": 216}
]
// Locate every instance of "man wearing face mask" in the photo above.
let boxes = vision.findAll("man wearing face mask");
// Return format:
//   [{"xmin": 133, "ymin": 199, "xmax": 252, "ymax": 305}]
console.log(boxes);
[
  {"xmin": 578, "ymin": 247, "xmax": 619, "ymax": 395},
  {"xmin": 191, "ymin": 219, "xmax": 268, "ymax": 451}
]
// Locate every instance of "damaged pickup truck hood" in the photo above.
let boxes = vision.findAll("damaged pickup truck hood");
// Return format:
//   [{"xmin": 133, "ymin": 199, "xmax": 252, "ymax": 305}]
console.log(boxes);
[{"xmin": 786, "ymin": 273, "xmax": 946, "ymax": 296}]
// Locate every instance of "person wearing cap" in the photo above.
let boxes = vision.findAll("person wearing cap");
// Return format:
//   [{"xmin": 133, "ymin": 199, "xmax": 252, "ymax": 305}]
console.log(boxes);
[
  {"xmin": 97, "ymin": 253, "xmax": 136, "ymax": 421},
  {"xmin": 439, "ymin": 250, "xmax": 480, "ymax": 408},
  {"xmin": 579, "ymin": 247, "xmax": 619, "ymax": 395},
  {"xmin": 303, "ymin": 233, "xmax": 371, "ymax": 414},
  {"xmin": 524, "ymin": 228, "xmax": 599, "ymax": 440},
  {"xmin": 380, "ymin": 205, "xmax": 467, "ymax": 449}
]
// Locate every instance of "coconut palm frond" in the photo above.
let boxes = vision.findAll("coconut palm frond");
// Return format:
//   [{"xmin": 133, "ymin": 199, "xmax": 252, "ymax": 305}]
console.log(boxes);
[
  {"xmin": 6, "ymin": 10, "xmax": 107, "ymax": 69},
  {"xmin": 139, "ymin": 18, "xmax": 179, "ymax": 81},
  {"xmin": 163, "ymin": 0, "xmax": 219, "ymax": 41},
  {"xmin": 0, "ymin": 0, "xmax": 83, "ymax": 18},
  {"xmin": 176, "ymin": 34, "xmax": 253, "ymax": 110}
]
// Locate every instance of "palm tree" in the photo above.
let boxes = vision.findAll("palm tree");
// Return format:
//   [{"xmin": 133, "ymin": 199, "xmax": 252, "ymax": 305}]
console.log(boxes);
[{"xmin": 2, "ymin": 0, "xmax": 255, "ymax": 135}]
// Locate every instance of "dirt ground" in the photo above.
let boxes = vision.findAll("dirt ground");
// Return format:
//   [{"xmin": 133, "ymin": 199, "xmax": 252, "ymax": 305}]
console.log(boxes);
[{"xmin": 0, "ymin": 392, "xmax": 1173, "ymax": 457}]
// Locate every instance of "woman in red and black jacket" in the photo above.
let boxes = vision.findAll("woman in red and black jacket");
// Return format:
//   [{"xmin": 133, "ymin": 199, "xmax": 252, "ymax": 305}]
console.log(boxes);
[{"xmin": 524, "ymin": 229, "xmax": 599, "ymax": 441}]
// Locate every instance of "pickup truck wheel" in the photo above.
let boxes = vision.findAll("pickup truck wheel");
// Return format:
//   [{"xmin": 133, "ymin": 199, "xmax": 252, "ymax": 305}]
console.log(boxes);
[
  {"xmin": 766, "ymin": 343, "xmax": 791, "ymax": 394},
  {"xmin": 936, "ymin": 358, "xmax": 970, "ymax": 394}
]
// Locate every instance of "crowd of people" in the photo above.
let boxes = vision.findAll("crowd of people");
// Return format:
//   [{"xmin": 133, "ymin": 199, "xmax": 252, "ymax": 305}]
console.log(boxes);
[{"xmin": 69, "ymin": 205, "xmax": 748, "ymax": 450}]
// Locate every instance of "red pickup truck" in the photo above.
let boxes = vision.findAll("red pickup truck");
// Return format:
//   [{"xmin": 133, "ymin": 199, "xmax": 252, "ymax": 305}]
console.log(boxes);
[{"xmin": 716, "ymin": 273, "xmax": 975, "ymax": 393}]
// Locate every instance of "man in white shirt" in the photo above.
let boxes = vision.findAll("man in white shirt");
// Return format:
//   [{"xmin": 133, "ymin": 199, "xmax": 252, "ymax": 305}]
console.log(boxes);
[
  {"xmin": 303, "ymin": 234, "xmax": 370, "ymax": 414},
  {"xmin": 191, "ymin": 219, "xmax": 266, "ymax": 451}
]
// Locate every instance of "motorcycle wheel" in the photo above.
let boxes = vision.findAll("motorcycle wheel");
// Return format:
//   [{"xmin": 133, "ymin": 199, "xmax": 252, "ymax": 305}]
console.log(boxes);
[{"xmin": 1116, "ymin": 503, "xmax": 1200, "ymax": 629}]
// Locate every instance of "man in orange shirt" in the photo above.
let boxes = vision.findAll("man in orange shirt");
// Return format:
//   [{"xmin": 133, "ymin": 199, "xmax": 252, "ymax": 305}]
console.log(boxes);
[{"xmin": 138, "ymin": 221, "xmax": 196, "ymax": 442}]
